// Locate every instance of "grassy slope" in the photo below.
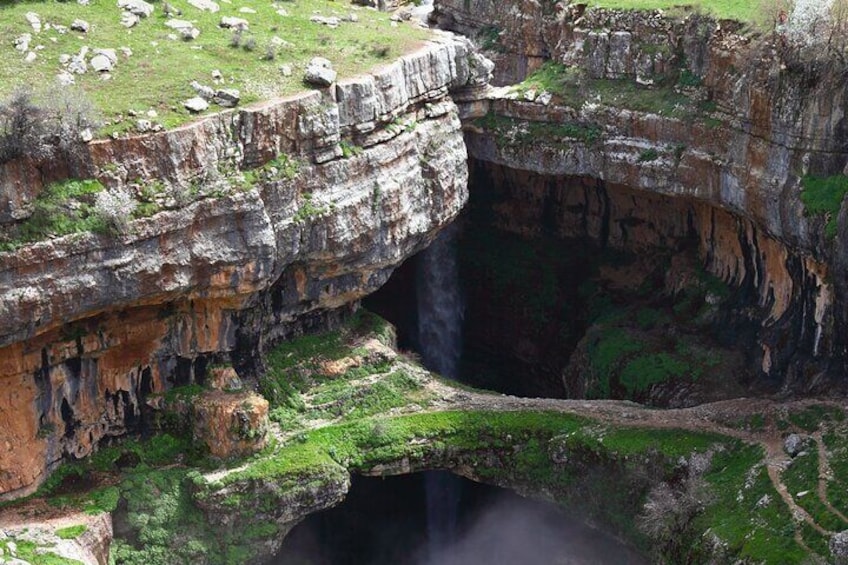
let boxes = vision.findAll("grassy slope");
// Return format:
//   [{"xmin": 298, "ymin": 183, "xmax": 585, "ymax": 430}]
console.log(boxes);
[
  {"xmin": 585, "ymin": 0, "xmax": 760, "ymax": 22},
  {"xmin": 0, "ymin": 0, "xmax": 430, "ymax": 132}
]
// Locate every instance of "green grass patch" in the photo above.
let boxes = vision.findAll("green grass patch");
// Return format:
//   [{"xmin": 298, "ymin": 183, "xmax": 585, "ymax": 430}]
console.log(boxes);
[
  {"xmin": 0, "ymin": 178, "xmax": 106, "ymax": 250},
  {"xmin": 800, "ymin": 175, "xmax": 848, "ymax": 239},
  {"xmin": 0, "ymin": 538, "xmax": 82, "ymax": 565},
  {"xmin": 619, "ymin": 352, "xmax": 693, "ymax": 396},
  {"xmin": 586, "ymin": 327, "xmax": 644, "ymax": 397},
  {"xmin": 474, "ymin": 112, "xmax": 602, "ymax": 146},
  {"xmin": 55, "ymin": 524, "xmax": 87, "ymax": 540},
  {"xmin": 582, "ymin": 0, "xmax": 760, "ymax": 22},
  {"xmin": 0, "ymin": 0, "xmax": 432, "ymax": 133},
  {"xmin": 788, "ymin": 404, "xmax": 845, "ymax": 433},
  {"xmin": 783, "ymin": 451, "xmax": 846, "ymax": 532}
]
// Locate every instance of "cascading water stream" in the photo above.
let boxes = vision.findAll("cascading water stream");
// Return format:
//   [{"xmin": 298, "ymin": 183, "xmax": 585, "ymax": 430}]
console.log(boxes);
[{"xmin": 415, "ymin": 222, "xmax": 464, "ymax": 561}]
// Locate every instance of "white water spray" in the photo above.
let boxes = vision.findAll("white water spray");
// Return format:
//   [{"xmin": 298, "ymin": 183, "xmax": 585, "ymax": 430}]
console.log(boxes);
[{"xmin": 416, "ymin": 222, "xmax": 464, "ymax": 560}]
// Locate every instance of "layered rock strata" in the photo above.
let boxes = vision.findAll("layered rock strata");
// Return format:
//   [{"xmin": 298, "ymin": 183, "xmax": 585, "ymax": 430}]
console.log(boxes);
[
  {"xmin": 434, "ymin": 0, "xmax": 848, "ymax": 390},
  {"xmin": 0, "ymin": 34, "xmax": 490, "ymax": 499}
]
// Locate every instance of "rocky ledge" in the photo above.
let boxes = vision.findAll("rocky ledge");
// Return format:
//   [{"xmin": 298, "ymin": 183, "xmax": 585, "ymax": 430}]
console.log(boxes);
[{"xmin": 0, "ymin": 32, "xmax": 491, "ymax": 500}]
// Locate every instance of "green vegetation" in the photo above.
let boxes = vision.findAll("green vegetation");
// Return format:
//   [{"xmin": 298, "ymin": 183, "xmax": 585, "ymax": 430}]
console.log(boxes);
[
  {"xmin": 0, "ymin": 178, "xmax": 106, "ymax": 251},
  {"xmin": 474, "ymin": 112, "xmax": 602, "ymax": 146},
  {"xmin": 0, "ymin": 0, "xmax": 431, "ymax": 133},
  {"xmin": 0, "ymin": 538, "xmax": 82, "ymax": 565},
  {"xmin": 783, "ymin": 451, "xmax": 846, "ymax": 532},
  {"xmin": 55, "ymin": 524, "xmax": 88, "ymax": 540},
  {"xmin": 800, "ymin": 174, "xmax": 848, "ymax": 239},
  {"xmin": 583, "ymin": 0, "xmax": 759, "ymax": 23},
  {"xmin": 638, "ymin": 148, "xmax": 659, "ymax": 162}
]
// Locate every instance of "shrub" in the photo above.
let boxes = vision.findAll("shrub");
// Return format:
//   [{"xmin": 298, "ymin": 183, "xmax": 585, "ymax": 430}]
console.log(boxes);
[
  {"xmin": 95, "ymin": 188, "xmax": 137, "ymax": 233},
  {"xmin": 0, "ymin": 85, "xmax": 100, "ymax": 165}
]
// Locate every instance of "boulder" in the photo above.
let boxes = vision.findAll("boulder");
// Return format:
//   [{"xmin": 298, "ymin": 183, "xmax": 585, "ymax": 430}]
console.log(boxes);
[
  {"xmin": 213, "ymin": 88, "xmax": 240, "ymax": 107},
  {"xmin": 120, "ymin": 12, "xmax": 140, "ymax": 28},
  {"xmin": 14, "ymin": 34, "xmax": 31, "ymax": 52},
  {"xmin": 190, "ymin": 80, "xmax": 215, "ymax": 100},
  {"xmin": 219, "ymin": 16, "xmax": 248, "ymax": 30},
  {"xmin": 187, "ymin": 0, "xmax": 219, "ymax": 12},
  {"xmin": 784, "ymin": 433, "xmax": 807, "ymax": 457},
  {"xmin": 24, "ymin": 12, "xmax": 41, "ymax": 33},
  {"xmin": 831, "ymin": 530, "xmax": 848, "ymax": 563},
  {"xmin": 304, "ymin": 57, "xmax": 336, "ymax": 86},
  {"xmin": 117, "ymin": 0, "xmax": 154, "ymax": 18},
  {"xmin": 71, "ymin": 19, "xmax": 90, "ymax": 33},
  {"xmin": 90, "ymin": 54, "xmax": 114, "ymax": 72},
  {"xmin": 183, "ymin": 97, "xmax": 209, "ymax": 113}
]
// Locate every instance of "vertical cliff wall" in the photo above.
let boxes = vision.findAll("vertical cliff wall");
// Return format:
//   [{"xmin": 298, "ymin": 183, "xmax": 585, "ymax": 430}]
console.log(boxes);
[
  {"xmin": 0, "ymin": 35, "xmax": 491, "ymax": 500},
  {"xmin": 431, "ymin": 0, "xmax": 848, "ymax": 391}
]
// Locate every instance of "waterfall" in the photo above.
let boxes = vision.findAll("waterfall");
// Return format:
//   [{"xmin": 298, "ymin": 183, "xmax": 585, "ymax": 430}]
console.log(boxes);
[{"xmin": 415, "ymin": 222, "xmax": 464, "ymax": 561}]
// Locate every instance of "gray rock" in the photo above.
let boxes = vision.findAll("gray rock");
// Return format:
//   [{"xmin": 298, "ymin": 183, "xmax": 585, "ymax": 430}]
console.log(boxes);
[
  {"xmin": 183, "ymin": 97, "xmax": 209, "ymax": 113},
  {"xmin": 56, "ymin": 71, "xmax": 75, "ymax": 86},
  {"xmin": 219, "ymin": 16, "xmax": 248, "ymax": 30},
  {"xmin": 831, "ymin": 530, "xmax": 848, "ymax": 562},
  {"xmin": 59, "ymin": 53, "xmax": 71, "ymax": 65},
  {"xmin": 279, "ymin": 64, "xmax": 292, "ymax": 77},
  {"xmin": 136, "ymin": 119, "xmax": 152, "ymax": 133},
  {"xmin": 310, "ymin": 15, "xmax": 340, "ymax": 27},
  {"xmin": 164, "ymin": 19, "xmax": 193, "ymax": 30},
  {"xmin": 68, "ymin": 56, "xmax": 87, "ymax": 74},
  {"xmin": 14, "ymin": 34, "xmax": 31, "ymax": 52},
  {"xmin": 213, "ymin": 88, "xmax": 240, "ymax": 107},
  {"xmin": 180, "ymin": 27, "xmax": 200, "ymax": 40},
  {"xmin": 188, "ymin": 0, "xmax": 219, "ymax": 12},
  {"xmin": 117, "ymin": 0, "xmax": 154, "ymax": 18},
  {"xmin": 94, "ymin": 48, "xmax": 118, "ymax": 64},
  {"xmin": 120, "ymin": 12, "xmax": 140, "ymax": 28},
  {"xmin": 24, "ymin": 51, "xmax": 37, "ymax": 63},
  {"xmin": 190, "ymin": 80, "xmax": 215, "ymax": 100},
  {"xmin": 211, "ymin": 69, "xmax": 223, "ymax": 81},
  {"xmin": 120, "ymin": 46, "xmax": 133, "ymax": 58},
  {"xmin": 239, "ymin": 7, "xmax": 256, "ymax": 13},
  {"xmin": 71, "ymin": 19, "xmax": 90, "ymax": 33},
  {"xmin": 304, "ymin": 57, "xmax": 336, "ymax": 86},
  {"xmin": 784, "ymin": 433, "xmax": 806, "ymax": 457},
  {"xmin": 25, "ymin": 12, "xmax": 41, "ymax": 33},
  {"xmin": 90, "ymin": 54, "xmax": 114, "ymax": 72}
]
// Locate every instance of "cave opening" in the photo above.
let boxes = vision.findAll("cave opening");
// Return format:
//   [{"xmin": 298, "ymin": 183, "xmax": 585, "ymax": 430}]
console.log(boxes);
[
  {"xmin": 365, "ymin": 159, "xmax": 793, "ymax": 405},
  {"xmin": 272, "ymin": 472, "xmax": 645, "ymax": 565}
]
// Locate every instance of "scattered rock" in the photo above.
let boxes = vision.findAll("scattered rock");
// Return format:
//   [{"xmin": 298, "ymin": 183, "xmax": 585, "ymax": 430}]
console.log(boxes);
[
  {"xmin": 120, "ymin": 46, "xmax": 133, "ymax": 58},
  {"xmin": 183, "ymin": 97, "xmax": 209, "ymax": 113},
  {"xmin": 25, "ymin": 12, "xmax": 41, "ymax": 33},
  {"xmin": 219, "ymin": 16, "xmax": 249, "ymax": 30},
  {"xmin": 146, "ymin": 109, "xmax": 158, "ymax": 118},
  {"xmin": 345, "ymin": 13, "xmax": 359, "ymax": 22},
  {"xmin": 71, "ymin": 19, "xmax": 90, "ymax": 33},
  {"xmin": 784, "ymin": 433, "xmax": 806, "ymax": 457},
  {"xmin": 52, "ymin": 25, "xmax": 69, "ymax": 34},
  {"xmin": 118, "ymin": 0, "xmax": 154, "ymax": 18},
  {"xmin": 24, "ymin": 51, "xmax": 37, "ymax": 63},
  {"xmin": 164, "ymin": 19, "xmax": 192, "ymax": 30},
  {"xmin": 304, "ymin": 57, "xmax": 336, "ymax": 86},
  {"xmin": 279, "ymin": 64, "xmax": 292, "ymax": 77},
  {"xmin": 94, "ymin": 48, "xmax": 118, "ymax": 64},
  {"xmin": 831, "ymin": 530, "xmax": 848, "ymax": 562},
  {"xmin": 755, "ymin": 494, "xmax": 771, "ymax": 508},
  {"xmin": 166, "ymin": 33, "xmax": 178, "ymax": 41},
  {"xmin": 136, "ymin": 119, "xmax": 152, "ymax": 133},
  {"xmin": 213, "ymin": 88, "xmax": 240, "ymax": 107},
  {"xmin": 90, "ymin": 54, "xmax": 114, "ymax": 72},
  {"xmin": 310, "ymin": 15, "xmax": 340, "ymax": 27},
  {"xmin": 211, "ymin": 69, "xmax": 223, "ymax": 81},
  {"xmin": 276, "ymin": 8, "xmax": 288, "ymax": 16},
  {"xmin": 239, "ymin": 7, "xmax": 256, "ymax": 13},
  {"xmin": 120, "ymin": 12, "xmax": 140, "ymax": 28},
  {"xmin": 14, "ymin": 34, "xmax": 31, "ymax": 52},
  {"xmin": 56, "ymin": 71, "xmax": 75, "ymax": 86},
  {"xmin": 188, "ymin": 0, "xmax": 220, "ymax": 12},
  {"xmin": 78, "ymin": 0, "xmax": 90, "ymax": 4},
  {"xmin": 190, "ymin": 80, "xmax": 215, "ymax": 100},
  {"xmin": 68, "ymin": 56, "xmax": 87, "ymax": 74},
  {"xmin": 180, "ymin": 27, "xmax": 200, "ymax": 40},
  {"xmin": 537, "ymin": 91, "xmax": 553, "ymax": 105}
]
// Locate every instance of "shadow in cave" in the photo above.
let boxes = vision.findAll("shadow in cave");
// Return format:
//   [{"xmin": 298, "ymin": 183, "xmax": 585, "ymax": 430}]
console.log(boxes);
[{"xmin": 271, "ymin": 472, "xmax": 646, "ymax": 565}]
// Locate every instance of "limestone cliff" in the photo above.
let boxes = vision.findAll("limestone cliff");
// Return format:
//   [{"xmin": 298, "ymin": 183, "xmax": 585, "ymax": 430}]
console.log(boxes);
[
  {"xmin": 0, "ymin": 33, "xmax": 490, "ymax": 500},
  {"xmin": 434, "ymin": 0, "xmax": 848, "ymax": 392}
]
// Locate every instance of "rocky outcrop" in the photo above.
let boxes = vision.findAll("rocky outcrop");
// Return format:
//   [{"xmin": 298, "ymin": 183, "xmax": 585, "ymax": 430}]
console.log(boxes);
[
  {"xmin": 0, "ymin": 34, "xmax": 491, "ymax": 499},
  {"xmin": 431, "ymin": 0, "xmax": 848, "ymax": 391}
]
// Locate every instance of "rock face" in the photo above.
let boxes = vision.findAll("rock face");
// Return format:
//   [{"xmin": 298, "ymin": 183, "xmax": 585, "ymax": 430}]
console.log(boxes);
[
  {"xmin": 435, "ymin": 0, "xmax": 848, "ymax": 393},
  {"xmin": 0, "ymin": 35, "xmax": 489, "ymax": 499}
]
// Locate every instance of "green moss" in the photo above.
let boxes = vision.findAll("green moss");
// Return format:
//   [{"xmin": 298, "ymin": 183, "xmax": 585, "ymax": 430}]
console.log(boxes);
[
  {"xmin": 0, "ymin": 178, "xmax": 107, "ymax": 250},
  {"xmin": 638, "ymin": 148, "xmax": 659, "ymax": 162},
  {"xmin": 474, "ymin": 112, "xmax": 602, "ymax": 146},
  {"xmin": 619, "ymin": 352, "xmax": 693, "ymax": 396},
  {"xmin": 800, "ymin": 174, "xmax": 848, "ymax": 239},
  {"xmin": 789, "ymin": 404, "xmax": 845, "ymax": 433},
  {"xmin": 55, "ymin": 525, "xmax": 87, "ymax": 540},
  {"xmin": 783, "ymin": 451, "xmax": 845, "ymax": 532},
  {"xmin": 0, "ymin": 539, "xmax": 82, "ymax": 565},
  {"xmin": 587, "ymin": 328, "xmax": 645, "ymax": 397}
]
